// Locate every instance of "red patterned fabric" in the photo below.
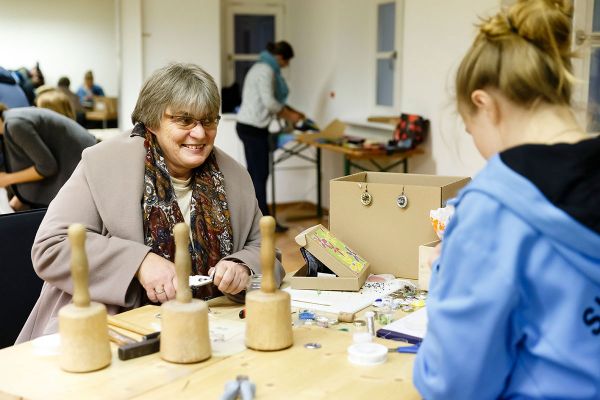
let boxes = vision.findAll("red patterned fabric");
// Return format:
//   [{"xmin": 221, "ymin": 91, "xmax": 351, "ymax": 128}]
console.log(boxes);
[{"xmin": 393, "ymin": 113, "xmax": 429, "ymax": 148}]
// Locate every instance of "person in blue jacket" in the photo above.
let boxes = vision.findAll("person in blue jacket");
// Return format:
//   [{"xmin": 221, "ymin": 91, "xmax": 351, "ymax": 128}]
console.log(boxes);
[
  {"xmin": 413, "ymin": 0, "xmax": 600, "ymax": 399},
  {"xmin": 76, "ymin": 70, "xmax": 105, "ymax": 109},
  {"xmin": 0, "ymin": 67, "xmax": 29, "ymax": 109}
]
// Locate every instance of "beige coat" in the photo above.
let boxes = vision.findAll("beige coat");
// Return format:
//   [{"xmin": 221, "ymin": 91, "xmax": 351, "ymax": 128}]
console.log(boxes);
[{"xmin": 17, "ymin": 134, "xmax": 284, "ymax": 343}]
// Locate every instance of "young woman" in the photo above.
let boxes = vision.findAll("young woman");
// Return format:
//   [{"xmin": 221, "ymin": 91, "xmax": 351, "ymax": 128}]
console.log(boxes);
[{"xmin": 413, "ymin": 0, "xmax": 600, "ymax": 398}]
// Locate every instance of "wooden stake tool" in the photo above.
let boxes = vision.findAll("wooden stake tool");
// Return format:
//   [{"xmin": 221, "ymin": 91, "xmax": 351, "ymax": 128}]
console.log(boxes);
[
  {"xmin": 245, "ymin": 216, "xmax": 293, "ymax": 351},
  {"xmin": 160, "ymin": 222, "xmax": 211, "ymax": 363},
  {"xmin": 58, "ymin": 224, "xmax": 111, "ymax": 372}
]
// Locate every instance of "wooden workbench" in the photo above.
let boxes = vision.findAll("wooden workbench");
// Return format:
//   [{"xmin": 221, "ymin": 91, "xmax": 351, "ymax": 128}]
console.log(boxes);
[
  {"xmin": 0, "ymin": 300, "xmax": 421, "ymax": 400},
  {"xmin": 295, "ymin": 134, "xmax": 424, "ymax": 175}
]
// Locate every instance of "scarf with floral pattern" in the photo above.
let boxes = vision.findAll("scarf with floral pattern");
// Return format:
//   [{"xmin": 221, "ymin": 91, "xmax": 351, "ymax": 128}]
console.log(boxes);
[{"xmin": 132, "ymin": 123, "xmax": 233, "ymax": 300}]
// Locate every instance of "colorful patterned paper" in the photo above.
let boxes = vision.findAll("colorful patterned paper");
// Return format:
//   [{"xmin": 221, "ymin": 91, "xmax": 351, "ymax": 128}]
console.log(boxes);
[{"xmin": 310, "ymin": 227, "xmax": 368, "ymax": 274}]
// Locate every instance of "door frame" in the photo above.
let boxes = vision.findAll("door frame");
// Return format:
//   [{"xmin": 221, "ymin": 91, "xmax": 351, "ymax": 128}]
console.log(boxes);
[{"xmin": 222, "ymin": 3, "xmax": 284, "ymax": 86}]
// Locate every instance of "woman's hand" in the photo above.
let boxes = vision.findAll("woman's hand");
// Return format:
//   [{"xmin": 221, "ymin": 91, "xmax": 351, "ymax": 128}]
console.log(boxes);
[
  {"xmin": 137, "ymin": 252, "xmax": 178, "ymax": 303},
  {"xmin": 289, "ymin": 110, "xmax": 304, "ymax": 123},
  {"xmin": 208, "ymin": 261, "xmax": 251, "ymax": 295},
  {"xmin": 278, "ymin": 106, "xmax": 304, "ymax": 124}
]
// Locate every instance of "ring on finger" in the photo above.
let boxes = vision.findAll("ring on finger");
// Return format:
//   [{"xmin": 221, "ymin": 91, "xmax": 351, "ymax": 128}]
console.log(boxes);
[{"xmin": 154, "ymin": 287, "xmax": 165, "ymax": 295}]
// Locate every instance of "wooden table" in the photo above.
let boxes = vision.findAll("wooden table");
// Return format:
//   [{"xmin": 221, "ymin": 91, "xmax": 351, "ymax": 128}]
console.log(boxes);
[
  {"xmin": 85, "ymin": 97, "xmax": 118, "ymax": 129},
  {"xmin": 295, "ymin": 135, "xmax": 425, "ymax": 175},
  {"xmin": 0, "ymin": 299, "xmax": 421, "ymax": 400}
]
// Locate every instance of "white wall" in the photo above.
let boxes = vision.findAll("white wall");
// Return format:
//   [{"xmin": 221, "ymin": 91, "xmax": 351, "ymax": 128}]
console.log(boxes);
[
  {"xmin": 400, "ymin": 0, "xmax": 498, "ymax": 177},
  {"xmin": 0, "ymin": 0, "xmax": 118, "ymax": 97},
  {"xmin": 287, "ymin": 0, "xmax": 371, "ymax": 123},
  {"xmin": 118, "ymin": 0, "xmax": 144, "ymax": 129},
  {"xmin": 141, "ymin": 0, "xmax": 221, "ymax": 83},
  {"xmin": 285, "ymin": 0, "xmax": 374, "ymax": 207}
]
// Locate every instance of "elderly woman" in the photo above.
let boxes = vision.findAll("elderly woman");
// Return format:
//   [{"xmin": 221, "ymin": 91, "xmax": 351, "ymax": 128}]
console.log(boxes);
[{"xmin": 17, "ymin": 63, "xmax": 284, "ymax": 342}]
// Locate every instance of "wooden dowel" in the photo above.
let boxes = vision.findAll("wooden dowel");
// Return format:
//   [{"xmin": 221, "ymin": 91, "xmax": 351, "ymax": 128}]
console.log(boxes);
[
  {"xmin": 174, "ymin": 223, "xmax": 192, "ymax": 303},
  {"xmin": 259, "ymin": 216, "xmax": 276, "ymax": 293},
  {"xmin": 68, "ymin": 224, "xmax": 90, "ymax": 308}
]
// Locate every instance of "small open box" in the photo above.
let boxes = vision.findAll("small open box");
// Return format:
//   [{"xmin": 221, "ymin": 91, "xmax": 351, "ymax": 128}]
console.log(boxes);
[
  {"xmin": 300, "ymin": 119, "xmax": 346, "ymax": 143},
  {"xmin": 291, "ymin": 225, "xmax": 370, "ymax": 291}
]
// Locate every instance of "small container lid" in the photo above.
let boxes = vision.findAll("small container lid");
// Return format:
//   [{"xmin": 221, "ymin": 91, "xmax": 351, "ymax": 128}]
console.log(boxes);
[{"xmin": 347, "ymin": 342, "xmax": 388, "ymax": 365}]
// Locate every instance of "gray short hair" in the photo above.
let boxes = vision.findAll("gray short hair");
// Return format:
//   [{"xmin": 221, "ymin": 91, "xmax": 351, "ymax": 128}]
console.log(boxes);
[{"xmin": 131, "ymin": 63, "xmax": 220, "ymax": 130}]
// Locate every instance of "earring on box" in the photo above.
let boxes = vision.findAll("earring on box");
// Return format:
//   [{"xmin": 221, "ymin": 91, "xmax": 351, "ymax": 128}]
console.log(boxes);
[
  {"xmin": 358, "ymin": 183, "xmax": 373, "ymax": 206},
  {"xmin": 396, "ymin": 186, "xmax": 408, "ymax": 209}
]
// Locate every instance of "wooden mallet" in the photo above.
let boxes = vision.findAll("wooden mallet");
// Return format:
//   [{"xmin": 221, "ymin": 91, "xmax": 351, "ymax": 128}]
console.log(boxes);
[
  {"xmin": 59, "ymin": 224, "xmax": 111, "ymax": 372},
  {"xmin": 245, "ymin": 216, "xmax": 293, "ymax": 351},
  {"xmin": 160, "ymin": 222, "xmax": 211, "ymax": 363}
]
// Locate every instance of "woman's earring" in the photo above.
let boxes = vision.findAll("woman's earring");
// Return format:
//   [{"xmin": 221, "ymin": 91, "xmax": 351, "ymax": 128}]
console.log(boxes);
[
  {"xmin": 396, "ymin": 186, "xmax": 408, "ymax": 209},
  {"xmin": 359, "ymin": 183, "xmax": 373, "ymax": 206}
]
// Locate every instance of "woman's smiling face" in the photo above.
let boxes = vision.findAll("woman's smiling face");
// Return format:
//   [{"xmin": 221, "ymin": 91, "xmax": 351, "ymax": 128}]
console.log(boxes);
[{"xmin": 150, "ymin": 108, "xmax": 218, "ymax": 180}]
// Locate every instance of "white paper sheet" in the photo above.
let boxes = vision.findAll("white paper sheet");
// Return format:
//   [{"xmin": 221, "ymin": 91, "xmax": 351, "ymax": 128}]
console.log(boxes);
[
  {"xmin": 284, "ymin": 279, "xmax": 411, "ymax": 314},
  {"xmin": 378, "ymin": 307, "xmax": 428, "ymax": 341}
]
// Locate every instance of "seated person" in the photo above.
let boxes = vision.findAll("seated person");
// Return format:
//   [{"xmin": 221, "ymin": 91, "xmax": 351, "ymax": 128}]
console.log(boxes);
[
  {"xmin": 57, "ymin": 76, "xmax": 85, "ymax": 125},
  {"xmin": 0, "ymin": 104, "xmax": 96, "ymax": 211},
  {"xmin": 16, "ymin": 63, "xmax": 285, "ymax": 343},
  {"xmin": 35, "ymin": 86, "xmax": 76, "ymax": 121},
  {"xmin": 413, "ymin": 0, "xmax": 600, "ymax": 398},
  {"xmin": 76, "ymin": 70, "xmax": 105, "ymax": 109}
]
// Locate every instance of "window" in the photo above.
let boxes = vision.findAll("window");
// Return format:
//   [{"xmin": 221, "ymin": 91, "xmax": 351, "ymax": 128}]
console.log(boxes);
[
  {"xmin": 572, "ymin": 0, "xmax": 600, "ymax": 133},
  {"xmin": 223, "ymin": 3, "xmax": 283, "ymax": 89},
  {"xmin": 375, "ymin": 1, "xmax": 396, "ymax": 107}
]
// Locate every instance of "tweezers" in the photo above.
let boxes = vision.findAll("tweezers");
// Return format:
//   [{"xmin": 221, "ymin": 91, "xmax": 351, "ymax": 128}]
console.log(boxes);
[{"xmin": 189, "ymin": 275, "xmax": 212, "ymax": 288}]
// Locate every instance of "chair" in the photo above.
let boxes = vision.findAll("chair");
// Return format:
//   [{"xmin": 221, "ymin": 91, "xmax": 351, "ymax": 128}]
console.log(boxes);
[{"xmin": 0, "ymin": 209, "xmax": 46, "ymax": 348}]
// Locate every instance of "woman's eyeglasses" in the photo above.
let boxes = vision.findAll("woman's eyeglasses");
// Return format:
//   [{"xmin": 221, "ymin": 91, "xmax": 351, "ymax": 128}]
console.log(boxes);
[{"xmin": 166, "ymin": 113, "xmax": 221, "ymax": 130}]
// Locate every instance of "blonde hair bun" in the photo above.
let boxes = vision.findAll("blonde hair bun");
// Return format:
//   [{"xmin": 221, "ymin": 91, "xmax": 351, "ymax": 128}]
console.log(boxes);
[
  {"xmin": 456, "ymin": 0, "xmax": 574, "ymax": 111},
  {"xmin": 508, "ymin": 0, "xmax": 573, "ymax": 54}
]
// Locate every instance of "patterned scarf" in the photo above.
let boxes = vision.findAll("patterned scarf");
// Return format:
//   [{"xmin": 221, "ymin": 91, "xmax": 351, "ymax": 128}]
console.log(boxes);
[{"xmin": 132, "ymin": 123, "xmax": 234, "ymax": 300}]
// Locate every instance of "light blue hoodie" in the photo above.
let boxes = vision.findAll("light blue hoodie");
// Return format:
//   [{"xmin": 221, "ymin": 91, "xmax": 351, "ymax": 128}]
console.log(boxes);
[{"xmin": 413, "ymin": 154, "xmax": 600, "ymax": 399}]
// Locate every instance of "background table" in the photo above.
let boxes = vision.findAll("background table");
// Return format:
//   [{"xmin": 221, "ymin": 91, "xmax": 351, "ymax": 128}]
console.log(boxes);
[{"xmin": 295, "ymin": 135, "xmax": 425, "ymax": 175}]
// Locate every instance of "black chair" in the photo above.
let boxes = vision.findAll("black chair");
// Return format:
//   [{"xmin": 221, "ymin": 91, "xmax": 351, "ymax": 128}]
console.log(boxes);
[{"xmin": 0, "ymin": 209, "xmax": 46, "ymax": 348}]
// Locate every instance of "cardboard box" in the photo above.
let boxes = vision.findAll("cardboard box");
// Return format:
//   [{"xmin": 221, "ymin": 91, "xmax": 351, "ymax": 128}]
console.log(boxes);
[
  {"xmin": 291, "ymin": 224, "xmax": 370, "ymax": 291},
  {"xmin": 330, "ymin": 172, "xmax": 470, "ymax": 279},
  {"xmin": 418, "ymin": 240, "xmax": 440, "ymax": 291},
  {"xmin": 301, "ymin": 119, "xmax": 346, "ymax": 143}
]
